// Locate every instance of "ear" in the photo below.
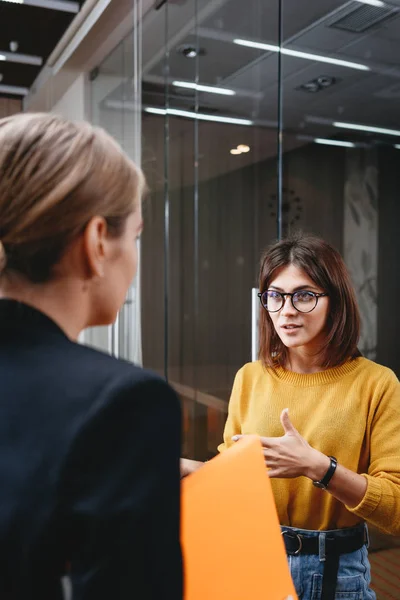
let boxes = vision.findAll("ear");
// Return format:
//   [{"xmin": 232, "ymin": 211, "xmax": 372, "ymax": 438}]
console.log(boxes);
[{"xmin": 82, "ymin": 216, "xmax": 109, "ymax": 278}]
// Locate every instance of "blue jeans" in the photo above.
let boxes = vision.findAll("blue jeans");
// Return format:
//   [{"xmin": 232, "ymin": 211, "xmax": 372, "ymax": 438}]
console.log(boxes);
[{"xmin": 283, "ymin": 524, "xmax": 376, "ymax": 600}]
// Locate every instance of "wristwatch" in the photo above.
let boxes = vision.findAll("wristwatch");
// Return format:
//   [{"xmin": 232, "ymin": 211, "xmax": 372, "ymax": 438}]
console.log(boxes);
[{"xmin": 312, "ymin": 456, "xmax": 338, "ymax": 490}]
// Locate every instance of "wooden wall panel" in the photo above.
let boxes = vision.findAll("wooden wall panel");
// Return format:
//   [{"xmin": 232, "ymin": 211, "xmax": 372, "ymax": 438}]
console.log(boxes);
[{"xmin": 0, "ymin": 97, "xmax": 22, "ymax": 118}]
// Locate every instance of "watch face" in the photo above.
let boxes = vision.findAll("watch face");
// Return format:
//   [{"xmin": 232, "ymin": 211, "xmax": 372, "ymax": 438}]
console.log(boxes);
[{"xmin": 312, "ymin": 481, "xmax": 326, "ymax": 489}]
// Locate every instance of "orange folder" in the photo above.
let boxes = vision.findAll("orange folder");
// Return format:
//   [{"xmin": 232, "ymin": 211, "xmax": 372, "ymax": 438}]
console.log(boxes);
[{"xmin": 181, "ymin": 435, "xmax": 297, "ymax": 600}]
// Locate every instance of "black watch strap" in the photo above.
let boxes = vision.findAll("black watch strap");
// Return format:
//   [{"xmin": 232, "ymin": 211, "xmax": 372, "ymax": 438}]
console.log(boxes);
[{"xmin": 312, "ymin": 456, "xmax": 338, "ymax": 490}]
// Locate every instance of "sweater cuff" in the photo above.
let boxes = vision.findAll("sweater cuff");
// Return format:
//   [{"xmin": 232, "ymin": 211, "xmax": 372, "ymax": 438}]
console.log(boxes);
[{"xmin": 345, "ymin": 474, "xmax": 382, "ymax": 519}]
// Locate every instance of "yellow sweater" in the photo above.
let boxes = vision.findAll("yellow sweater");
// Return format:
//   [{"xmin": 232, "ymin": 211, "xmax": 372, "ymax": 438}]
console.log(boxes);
[{"xmin": 218, "ymin": 357, "xmax": 400, "ymax": 534}]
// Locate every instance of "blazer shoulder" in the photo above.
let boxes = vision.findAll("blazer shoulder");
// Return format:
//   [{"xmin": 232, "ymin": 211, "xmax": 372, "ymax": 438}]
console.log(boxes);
[
  {"xmin": 69, "ymin": 340, "xmax": 161, "ymax": 382},
  {"xmin": 57, "ymin": 341, "xmax": 177, "ymax": 416}
]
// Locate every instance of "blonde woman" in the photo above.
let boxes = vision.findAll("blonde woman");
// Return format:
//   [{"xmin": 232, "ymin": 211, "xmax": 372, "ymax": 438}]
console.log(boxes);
[{"xmin": 0, "ymin": 113, "xmax": 182, "ymax": 599}]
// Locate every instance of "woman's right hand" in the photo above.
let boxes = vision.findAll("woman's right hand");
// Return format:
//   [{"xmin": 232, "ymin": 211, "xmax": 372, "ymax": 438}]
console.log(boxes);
[{"xmin": 180, "ymin": 458, "xmax": 204, "ymax": 478}]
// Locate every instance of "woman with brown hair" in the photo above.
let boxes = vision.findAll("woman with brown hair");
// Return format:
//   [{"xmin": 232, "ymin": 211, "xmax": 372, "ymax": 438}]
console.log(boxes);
[
  {"xmin": 219, "ymin": 234, "xmax": 400, "ymax": 600},
  {"xmin": 0, "ymin": 113, "xmax": 182, "ymax": 599}
]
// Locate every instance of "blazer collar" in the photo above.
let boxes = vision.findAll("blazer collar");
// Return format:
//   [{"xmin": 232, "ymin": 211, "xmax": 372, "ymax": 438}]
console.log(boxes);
[{"xmin": 0, "ymin": 299, "xmax": 69, "ymax": 339}]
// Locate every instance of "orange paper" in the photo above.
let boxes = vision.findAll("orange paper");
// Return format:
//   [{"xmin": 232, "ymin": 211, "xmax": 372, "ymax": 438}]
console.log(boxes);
[{"xmin": 181, "ymin": 435, "xmax": 297, "ymax": 600}]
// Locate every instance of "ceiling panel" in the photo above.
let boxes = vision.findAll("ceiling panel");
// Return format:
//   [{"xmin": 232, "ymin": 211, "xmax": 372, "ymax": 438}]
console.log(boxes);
[
  {"xmin": 98, "ymin": 0, "xmax": 400, "ymax": 159},
  {"xmin": 0, "ymin": 1, "xmax": 85, "ymax": 99}
]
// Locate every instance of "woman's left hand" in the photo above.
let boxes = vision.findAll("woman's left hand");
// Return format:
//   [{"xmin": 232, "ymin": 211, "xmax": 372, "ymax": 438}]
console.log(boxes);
[{"xmin": 232, "ymin": 409, "xmax": 328, "ymax": 479}]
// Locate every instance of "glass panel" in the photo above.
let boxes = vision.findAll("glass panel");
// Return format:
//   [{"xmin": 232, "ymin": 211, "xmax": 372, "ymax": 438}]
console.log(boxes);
[
  {"xmin": 141, "ymin": 0, "xmax": 280, "ymax": 460},
  {"xmin": 281, "ymin": 0, "xmax": 400, "ymax": 565},
  {"xmin": 88, "ymin": 4, "xmax": 143, "ymax": 363},
  {"xmin": 281, "ymin": 0, "xmax": 400, "ymax": 375},
  {"xmin": 195, "ymin": 0, "xmax": 280, "ymax": 458},
  {"xmin": 88, "ymin": 39, "xmax": 126, "ymax": 355}
]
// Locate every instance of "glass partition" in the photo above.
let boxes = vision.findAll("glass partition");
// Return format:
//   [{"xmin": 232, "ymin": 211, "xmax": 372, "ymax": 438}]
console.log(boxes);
[
  {"xmin": 281, "ymin": 0, "xmax": 400, "ymax": 373},
  {"xmin": 138, "ymin": 0, "xmax": 280, "ymax": 459},
  {"xmin": 91, "ymin": 0, "xmax": 400, "ymax": 466},
  {"xmin": 89, "ymin": 20, "xmax": 143, "ymax": 364}
]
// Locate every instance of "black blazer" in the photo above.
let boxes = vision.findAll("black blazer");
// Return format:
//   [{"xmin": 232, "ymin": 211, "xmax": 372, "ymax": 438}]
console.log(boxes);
[{"xmin": 0, "ymin": 300, "xmax": 182, "ymax": 600}]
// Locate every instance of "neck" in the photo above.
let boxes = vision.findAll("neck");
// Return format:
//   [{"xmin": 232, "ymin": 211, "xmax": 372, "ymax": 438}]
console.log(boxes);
[
  {"xmin": 0, "ymin": 275, "xmax": 89, "ymax": 340},
  {"xmin": 286, "ymin": 347, "xmax": 325, "ymax": 374}
]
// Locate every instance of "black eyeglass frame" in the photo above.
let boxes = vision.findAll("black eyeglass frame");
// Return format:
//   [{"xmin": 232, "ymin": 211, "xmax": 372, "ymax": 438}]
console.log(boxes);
[{"xmin": 257, "ymin": 290, "xmax": 329, "ymax": 314}]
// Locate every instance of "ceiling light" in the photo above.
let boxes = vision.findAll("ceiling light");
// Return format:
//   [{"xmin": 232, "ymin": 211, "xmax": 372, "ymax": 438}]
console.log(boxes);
[
  {"xmin": 168, "ymin": 108, "xmax": 252, "ymax": 125},
  {"xmin": 173, "ymin": 81, "xmax": 236, "ymax": 96},
  {"xmin": 176, "ymin": 44, "xmax": 206, "ymax": 59},
  {"xmin": 394, "ymin": 145, "xmax": 400, "ymax": 149},
  {"xmin": 314, "ymin": 138, "xmax": 356, "ymax": 148},
  {"xmin": 0, "ymin": 0, "xmax": 79, "ymax": 12},
  {"xmin": 237, "ymin": 144, "xmax": 250, "ymax": 152},
  {"xmin": 178, "ymin": 45, "xmax": 197, "ymax": 59},
  {"xmin": 230, "ymin": 148, "xmax": 242, "ymax": 155},
  {"xmin": 0, "ymin": 50, "xmax": 42, "ymax": 66},
  {"xmin": 184, "ymin": 48, "xmax": 197, "ymax": 58},
  {"xmin": 0, "ymin": 84, "xmax": 29, "ymax": 95},
  {"xmin": 233, "ymin": 38, "xmax": 369, "ymax": 71},
  {"xmin": 235, "ymin": 40, "xmax": 280, "ymax": 53},
  {"xmin": 354, "ymin": 0, "xmax": 385, "ymax": 7},
  {"xmin": 334, "ymin": 121, "xmax": 400, "ymax": 136},
  {"xmin": 144, "ymin": 107, "xmax": 167, "ymax": 115},
  {"xmin": 144, "ymin": 106, "xmax": 252, "ymax": 126}
]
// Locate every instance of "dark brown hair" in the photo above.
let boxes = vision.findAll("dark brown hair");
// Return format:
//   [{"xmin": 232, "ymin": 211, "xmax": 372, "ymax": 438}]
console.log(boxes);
[
  {"xmin": 258, "ymin": 233, "xmax": 360, "ymax": 369},
  {"xmin": 0, "ymin": 112, "xmax": 145, "ymax": 283}
]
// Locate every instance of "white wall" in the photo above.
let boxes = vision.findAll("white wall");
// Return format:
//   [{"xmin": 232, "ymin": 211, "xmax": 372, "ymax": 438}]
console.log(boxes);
[{"xmin": 52, "ymin": 73, "xmax": 87, "ymax": 121}]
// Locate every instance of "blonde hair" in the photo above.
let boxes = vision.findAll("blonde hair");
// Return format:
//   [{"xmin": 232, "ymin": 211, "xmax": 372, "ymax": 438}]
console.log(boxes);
[{"xmin": 0, "ymin": 112, "xmax": 145, "ymax": 282}]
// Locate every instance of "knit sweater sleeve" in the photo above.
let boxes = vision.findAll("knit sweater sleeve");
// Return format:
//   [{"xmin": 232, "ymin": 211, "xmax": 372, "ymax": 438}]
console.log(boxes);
[
  {"xmin": 346, "ymin": 371, "xmax": 400, "ymax": 535},
  {"xmin": 217, "ymin": 367, "xmax": 244, "ymax": 453}
]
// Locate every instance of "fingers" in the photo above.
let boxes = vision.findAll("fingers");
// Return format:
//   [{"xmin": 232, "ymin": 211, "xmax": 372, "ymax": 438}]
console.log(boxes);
[
  {"xmin": 232, "ymin": 434, "xmax": 276, "ymax": 448},
  {"xmin": 280, "ymin": 408, "xmax": 298, "ymax": 436}
]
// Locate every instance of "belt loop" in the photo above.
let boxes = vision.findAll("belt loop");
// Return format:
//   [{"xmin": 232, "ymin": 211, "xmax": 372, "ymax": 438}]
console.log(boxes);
[
  {"xmin": 364, "ymin": 523, "xmax": 370, "ymax": 549},
  {"xmin": 319, "ymin": 532, "xmax": 326, "ymax": 562}
]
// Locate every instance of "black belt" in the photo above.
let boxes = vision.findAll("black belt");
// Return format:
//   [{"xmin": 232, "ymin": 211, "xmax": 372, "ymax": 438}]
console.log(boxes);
[{"xmin": 282, "ymin": 526, "xmax": 366, "ymax": 600}]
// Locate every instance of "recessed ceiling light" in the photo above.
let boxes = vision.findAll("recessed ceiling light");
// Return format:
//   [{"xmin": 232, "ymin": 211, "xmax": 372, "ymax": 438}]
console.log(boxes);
[
  {"xmin": 230, "ymin": 148, "xmax": 242, "ymax": 155},
  {"xmin": 184, "ymin": 48, "xmax": 197, "ymax": 58},
  {"xmin": 354, "ymin": 0, "xmax": 385, "ymax": 7},
  {"xmin": 333, "ymin": 121, "xmax": 400, "ymax": 136},
  {"xmin": 233, "ymin": 38, "xmax": 369, "ymax": 71},
  {"xmin": 314, "ymin": 138, "xmax": 355, "ymax": 148},
  {"xmin": 173, "ymin": 80, "xmax": 235, "ymax": 96},
  {"xmin": 0, "ymin": 0, "xmax": 79, "ymax": 12},
  {"xmin": 0, "ymin": 50, "xmax": 42, "ymax": 65},
  {"xmin": 177, "ymin": 45, "xmax": 205, "ymax": 59},
  {"xmin": 144, "ymin": 106, "xmax": 252, "ymax": 126},
  {"xmin": 0, "ymin": 83, "xmax": 29, "ymax": 95},
  {"xmin": 237, "ymin": 144, "xmax": 250, "ymax": 152}
]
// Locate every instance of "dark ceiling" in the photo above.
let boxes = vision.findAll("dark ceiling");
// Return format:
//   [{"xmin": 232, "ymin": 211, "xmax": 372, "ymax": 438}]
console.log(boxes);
[{"xmin": 0, "ymin": 0, "xmax": 86, "ymax": 99}]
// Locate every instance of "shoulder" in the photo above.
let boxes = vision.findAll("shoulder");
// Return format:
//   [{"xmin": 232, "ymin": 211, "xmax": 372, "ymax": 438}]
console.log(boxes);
[
  {"xmin": 58, "ymin": 341, "xmax": 180, "ymax": 421},
  {"xmin": 355, "ymin": 357, "xmax": 399, "ymax": 387},
  {"xmin": 64, "ymin": 340, "xmax": 164, "ymax": 386},
  {"xmin": 234, "ymin": 360, "xmax": 269, "ymax": 388}
]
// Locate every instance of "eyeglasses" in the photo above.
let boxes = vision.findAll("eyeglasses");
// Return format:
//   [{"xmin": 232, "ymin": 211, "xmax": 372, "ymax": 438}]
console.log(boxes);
[{"xmin": 258, "ymin": 290, "xmax": 329, "ymax": 313}]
